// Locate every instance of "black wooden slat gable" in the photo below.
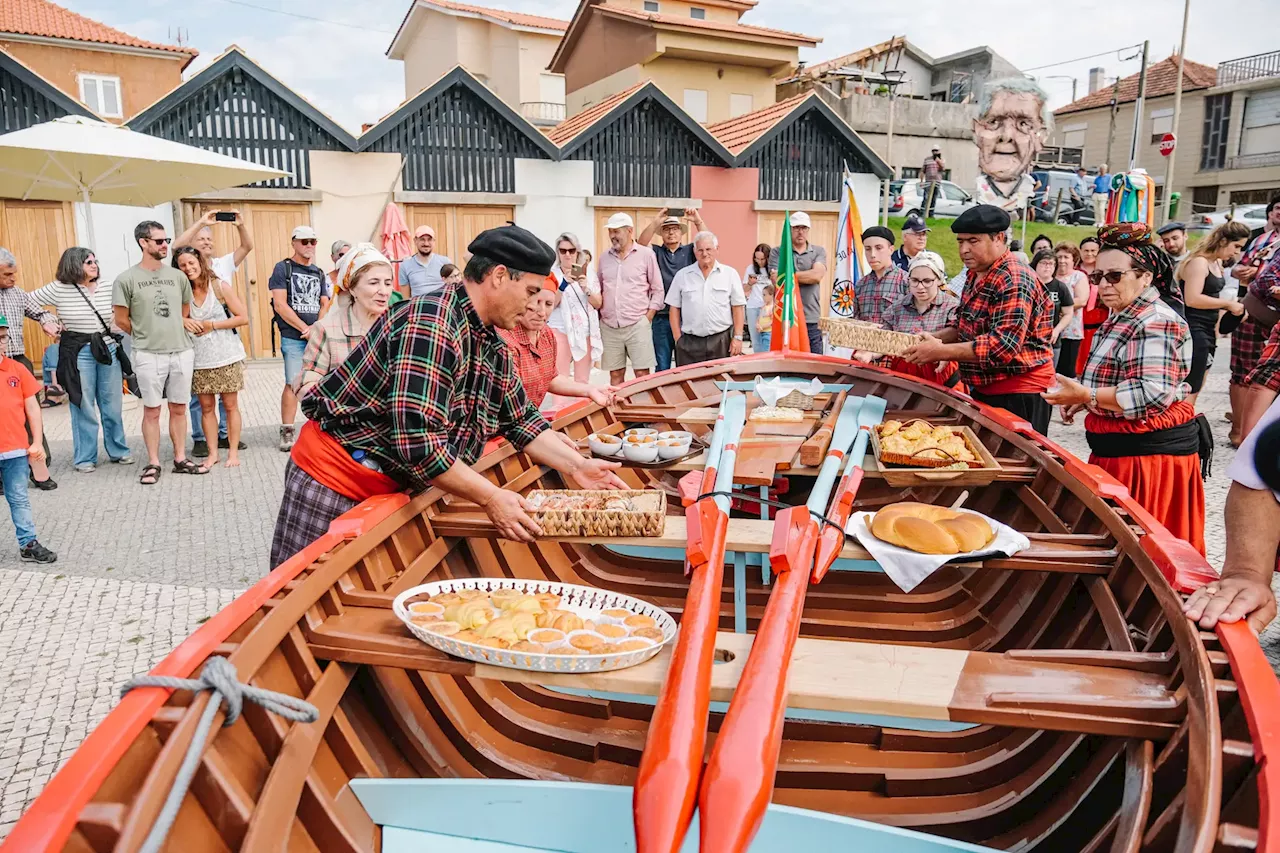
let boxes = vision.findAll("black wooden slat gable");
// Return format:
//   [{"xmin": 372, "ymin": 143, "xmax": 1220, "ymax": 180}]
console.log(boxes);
[
  {"xmin": 127, "ymin": 50, "xmax": 357, "ymax": 189},
  {"xmin": 0, "ymin": 51, "xmax": 94, "ymax": 135},
  {"xmin": 358, "ymin": 67, "xmax": 557, "ymax": 194}
]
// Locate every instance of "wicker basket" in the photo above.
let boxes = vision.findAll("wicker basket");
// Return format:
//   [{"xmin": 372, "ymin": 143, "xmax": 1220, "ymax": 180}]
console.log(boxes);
[
  {"xmin": 820, "ymin": 317, "xmax": 919, "ymax": 356},
  {"xmin": 872, "ymin": 421, "xmax": 986, "ymax": 469},
  {"xmin": 527, "ymin": 489, "xmax": 666, "ymax": 538},
  {"xmin": 776, "ymin": 389, "xmax": 816, "ymax": 410}
]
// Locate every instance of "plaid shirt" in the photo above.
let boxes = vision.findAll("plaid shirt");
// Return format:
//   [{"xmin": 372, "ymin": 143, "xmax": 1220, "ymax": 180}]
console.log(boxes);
[
  {"xmin": 955, "ymin": 252, "xmax": 1054, "ymax": 387},
  {"xmin": 1251, "ymin": 248, "xmax": 1280, "ymax": 306},
  {"xmin": 294, "ymin": 299, "xmax": 370, "ymax": 399},
  {"xmin": 1241, "ymin": 229, "xmax": 1279, "ymax": 268},
  {"xmin": 497, "ymin": 325, "xmax": 557, "ymax": 408},
  {"xmin": 1082, "ymin": 286, "xmax": 1191, "ymax": 421},
  {"xmin": 303, "ymin": 284, "xmax": 549, "ymax": 491},
  {"xmin": 0, "ymin": 286, "xmax": 55, "ymax": 357},
  {"xmin": 881, "ymin": 290, "xmax": 959, "ymax": 335},
  {"xmin": 852, "ymin": 265, "xmax": 909, "ymax": 325}
]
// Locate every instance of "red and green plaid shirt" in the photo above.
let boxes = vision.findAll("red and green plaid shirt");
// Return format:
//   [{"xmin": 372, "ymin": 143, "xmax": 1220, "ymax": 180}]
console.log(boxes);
[
  {"xmin": 1082, "ymin": 285, "xmax": 1191, "ymax": 421},
  {"xmin": 955, "ymin": 252, "xmax": 1054, "ymax": 387},
  {"xmin": 852, "ymin": 265, "xmax": 909, "ymax": 325},
  {"xmin": 881, "ymin": 290, "xmax": 959, "ymax": 335},
  {"xmin": 303, "ymin": 284, "xmax": 549, "ymax": 491}
]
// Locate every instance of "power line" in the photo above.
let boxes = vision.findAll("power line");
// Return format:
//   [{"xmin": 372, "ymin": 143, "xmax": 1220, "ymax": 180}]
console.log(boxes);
[
  {"xmin": 212, "ymin": 0, "xmax": 397, "ymax": 34},
  {"xmin": 1022, "ymin": 44, "xmax": 1144, "ymax": 73}
]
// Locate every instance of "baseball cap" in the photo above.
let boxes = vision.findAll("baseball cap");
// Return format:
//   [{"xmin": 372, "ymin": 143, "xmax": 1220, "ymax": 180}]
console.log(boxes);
[
  {"xmin": 660, "ymin": 216, "xmax": 682, "ymax": 228},
  {"xmin": 791, "ymin": 211, "xmax": 811, "ymax": 228},
  {"xmin": 606, "ymin": 212, "xmax": 634, "ymax": 230},
  {"xmin": 903, "ymin": 214, "xmax": 930, "ymax": 234},
  {"xmin": 931, "ymin": 145, "xmax": 941, "ymax": 152},
  {"xmin": 0, "ymin": 315, "xmax": 9, "ymax": 329},
  {"xmin": 291, "ymin": 225, "xmax": 317, "ymax": 241},
  {"xmin": 1157, "ymin": 221, "xmax": 1187, "ymax": 235},
  {"xmin": 414, "ymin": 224, "xmax": 436, "ymax": 239}
]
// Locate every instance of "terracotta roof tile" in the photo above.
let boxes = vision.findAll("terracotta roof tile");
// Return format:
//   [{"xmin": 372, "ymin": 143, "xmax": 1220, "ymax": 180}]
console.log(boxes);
[
  {"xmin": 420, "ymin": 0, "xmax": 567, "ymax": 31},
  {"xmin": 802, "ymin": 36, "xmax": 906, "ymax": 78},
  {"xmin": 598, "ymin": 3, "xmax": 818, "ymax": 46},
  {"xmin": 0, "ymin": 0, "xmax": 195, "ymax": 56},
  {"xmin": 1055, "ymin": 55, "xmax": 1217, "ymax": 115},
  {"xmin": 706, "ymin": 92, "xmax": 809, "ymax": 154},
  {"xmin": 546, "ymin": 80, "xmax": 649, "ymax": 145}
]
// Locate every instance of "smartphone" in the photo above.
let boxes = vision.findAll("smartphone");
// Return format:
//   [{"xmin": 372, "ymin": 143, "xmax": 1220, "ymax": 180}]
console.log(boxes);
[
  {"xmin": 570, "ymin": 263, "xmax": 585, "ymax": 278},
  {"xmin": 214, "ymin": 211, "xmax": 237, "ymax": 222}
]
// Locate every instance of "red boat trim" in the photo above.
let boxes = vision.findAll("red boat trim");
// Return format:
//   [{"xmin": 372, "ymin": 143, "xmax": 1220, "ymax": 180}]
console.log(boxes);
[
  {"xmin": 1216, "ymin": 621, "xmax": 1280, "ymax": 853},
  {"xmin": 3, "ymin": 493, "xmax": 409, "ymax": 853}
]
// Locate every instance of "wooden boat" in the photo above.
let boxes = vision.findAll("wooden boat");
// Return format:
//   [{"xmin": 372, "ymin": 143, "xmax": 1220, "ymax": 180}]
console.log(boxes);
[{"xmin": 9, "ymin": 353, "xmax": 1280, "ymax": 852}]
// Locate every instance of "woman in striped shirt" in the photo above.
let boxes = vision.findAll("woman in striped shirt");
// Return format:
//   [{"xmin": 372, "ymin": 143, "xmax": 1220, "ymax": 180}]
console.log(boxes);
[{"xmin": 29, "ymin": 248, "xmax": 132, "ymax": 472}]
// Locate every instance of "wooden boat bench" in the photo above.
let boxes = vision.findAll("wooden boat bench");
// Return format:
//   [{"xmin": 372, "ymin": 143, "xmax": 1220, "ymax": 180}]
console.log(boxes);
[{"xmin": 303, "ymin": 604, "xmax": 1181, "ymax": 741}]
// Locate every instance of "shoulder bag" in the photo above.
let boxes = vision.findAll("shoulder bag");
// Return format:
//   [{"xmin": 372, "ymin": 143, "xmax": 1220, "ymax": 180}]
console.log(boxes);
[{"xmin": 73, "ymin": 284, "xmax": 140, "ymax": 397}]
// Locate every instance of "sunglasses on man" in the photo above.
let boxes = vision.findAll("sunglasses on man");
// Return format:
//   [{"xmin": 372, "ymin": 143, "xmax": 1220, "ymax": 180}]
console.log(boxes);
[
  {"xmin": 149, "ymin": 237, "xmax": 172, "ymax": 245},
  {"xmin": 296, "ymin": 238, "xmax": 318, "ymax": 246}
]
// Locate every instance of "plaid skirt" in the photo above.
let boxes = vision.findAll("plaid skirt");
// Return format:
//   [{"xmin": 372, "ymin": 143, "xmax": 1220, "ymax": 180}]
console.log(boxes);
[
  {"xmin": 269, "ymin": 459, "xmax": 358, "ymax": 569},
  {"xmin": 1231, "ymin": 316, "xmax": 1270, "ymax": 385},
  {"xmin": 1246, "ymin": 321, "xmax": 1280, "ymax": 393}
]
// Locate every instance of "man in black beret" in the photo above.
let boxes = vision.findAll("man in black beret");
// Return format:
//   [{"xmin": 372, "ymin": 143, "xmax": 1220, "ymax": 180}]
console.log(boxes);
[
  {"xmin": 269, "ymin": 224, "xmax": 625, "ymax": 567},
  {"xmin": 831, "ymin": 225, "xmax": 908, "ymax": 328},
  {"xmin": 903, "ymin": 204, "xmax": 1056, "ymax": 434}
]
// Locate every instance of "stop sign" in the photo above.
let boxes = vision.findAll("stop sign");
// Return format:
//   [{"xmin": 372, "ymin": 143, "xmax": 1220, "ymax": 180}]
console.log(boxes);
[{"xmin": 1159, "ymin": 133, "xmax": 1177, "ymax": 157}]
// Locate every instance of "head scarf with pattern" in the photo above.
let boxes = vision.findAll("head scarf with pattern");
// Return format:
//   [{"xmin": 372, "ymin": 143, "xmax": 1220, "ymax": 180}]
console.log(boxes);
[
  {"xmin": 334, "ymin": 243, "xmax": 391, "ymax": 296},
  {"xmin": 1096, "ymin": 223, "xmax": 1173, "ymax": 293}
]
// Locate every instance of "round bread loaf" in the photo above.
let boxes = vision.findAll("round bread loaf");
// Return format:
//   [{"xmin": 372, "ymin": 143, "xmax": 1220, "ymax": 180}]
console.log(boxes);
[{"xmin": 869, "ymin": 503, "xmax": 995, "ymax": 555}]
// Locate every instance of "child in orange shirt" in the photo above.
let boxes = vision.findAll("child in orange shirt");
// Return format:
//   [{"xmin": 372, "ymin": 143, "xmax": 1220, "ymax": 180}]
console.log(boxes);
[{"xmin": 0, "ymin": 316, "xmax": 56, "ymax": 563}]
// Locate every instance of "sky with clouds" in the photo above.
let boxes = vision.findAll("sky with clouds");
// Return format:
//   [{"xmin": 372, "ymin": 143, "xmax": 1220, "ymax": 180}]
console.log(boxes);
[{"xmin": 80, "ymin": 0, "xmax": 1279, "ymax": 132}]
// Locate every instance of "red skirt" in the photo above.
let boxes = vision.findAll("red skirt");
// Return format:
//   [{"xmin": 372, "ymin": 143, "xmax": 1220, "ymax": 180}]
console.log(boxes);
[
  {"xmin": 1075, "ymin": 305, "xmax": 1109, "ymax": 375},
  {"xmin": 1086, "ymin": 403, "xmax": 1205, "ymax": 556}
]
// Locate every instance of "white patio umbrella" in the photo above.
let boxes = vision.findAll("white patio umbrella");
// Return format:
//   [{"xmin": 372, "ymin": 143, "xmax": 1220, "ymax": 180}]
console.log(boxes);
[{"xmin": 0, "ymin": 116, "xmax": 287, "ymax": 245}]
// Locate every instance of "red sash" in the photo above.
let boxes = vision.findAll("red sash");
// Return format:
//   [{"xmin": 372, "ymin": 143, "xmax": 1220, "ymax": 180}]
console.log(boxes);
[
  {"xmin": 973, "ymin": 360, "xmax": 1055, "ymax": 395},
  {"xmin": 291, "ymin": 420, "xmax": 401, "ymax": 502}
]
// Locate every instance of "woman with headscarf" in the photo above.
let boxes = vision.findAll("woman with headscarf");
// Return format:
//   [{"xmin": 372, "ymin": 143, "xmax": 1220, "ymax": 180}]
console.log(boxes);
[
  {"xmin": 295, "ymin": 244, "xmax": 394, "ymax": 399},
  {"xmin": 871, "ymin": 251, "xmax": 963, "ymax": 389},
  {"xmin": 1043, "ymin": 223, "xmax": 1206, "ymax": 555}
]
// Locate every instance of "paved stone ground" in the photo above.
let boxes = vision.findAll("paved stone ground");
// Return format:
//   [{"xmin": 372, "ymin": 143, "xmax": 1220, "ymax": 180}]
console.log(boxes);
[{"xmin": 0, "ymin": 353, "xmax": 1268, "ymax": 836}]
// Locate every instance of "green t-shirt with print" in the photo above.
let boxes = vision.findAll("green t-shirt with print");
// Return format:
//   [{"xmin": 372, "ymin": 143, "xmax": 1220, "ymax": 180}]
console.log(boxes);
[{"xmin": 112, "ymin": 264, "xmax": 193, "ymax": 353}]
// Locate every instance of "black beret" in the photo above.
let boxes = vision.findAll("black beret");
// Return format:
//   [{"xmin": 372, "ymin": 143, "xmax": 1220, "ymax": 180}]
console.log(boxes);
[
  {"xmin": 951, "ymin": 204, "xmax": 1011, "ymax": 235},
  {"xmin": 467, "ymin": 224, "xmax": 556, "ymax": 276},
  {"xmin": 861, "ymin": 225, "xmax": 895, "ymax": 245}
]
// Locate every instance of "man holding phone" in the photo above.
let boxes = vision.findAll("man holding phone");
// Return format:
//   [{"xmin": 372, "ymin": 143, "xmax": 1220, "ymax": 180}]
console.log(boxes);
[
  {"xmin": 173, "ymin": 209, "xmax": 254, "ymax": 458},
  {"xmin": 639, "ymin": 206, "xmax": 708, "ymax": 372}
]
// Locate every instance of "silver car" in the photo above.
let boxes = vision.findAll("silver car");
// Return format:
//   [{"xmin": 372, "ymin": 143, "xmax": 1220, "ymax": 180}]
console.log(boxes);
[
  {"xmin": 888, "ymin": 180, "xmax": 977, "ymax": 218},
  {"xmin": 1190, "ymin": 204, "xmax": 1266, "ymax": 231}
]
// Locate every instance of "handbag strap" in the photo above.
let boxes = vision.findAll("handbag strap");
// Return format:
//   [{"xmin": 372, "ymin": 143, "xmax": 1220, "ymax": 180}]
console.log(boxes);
[{"xmin": 72, "ymin": 283, "xmax": 112, "ymax": 336}]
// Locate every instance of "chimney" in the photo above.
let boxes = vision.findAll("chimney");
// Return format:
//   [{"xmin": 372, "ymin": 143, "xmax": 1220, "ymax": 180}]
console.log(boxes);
[{"xmin": 1088, "ymin": 67, "xmax": 1105, "ymax": 95}]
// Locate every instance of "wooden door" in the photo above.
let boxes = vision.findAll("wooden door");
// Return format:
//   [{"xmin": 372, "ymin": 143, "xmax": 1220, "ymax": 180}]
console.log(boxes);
[
  {"xmin": 593, "ymin": 206, "xmax": 666, "ymax": 262},
  {"xmin": 0, "ymin": 199, "xmax": 75, "ymax": 364},
  {"xmin": 404, "ymin": 205, "xmax": 455, "ymax": 260},
  {"xmin": 757, "ymin": 211, "xmax": 838, "ymax": 319},
  {"xmin": 403, "ymin": 205, "xmax": 515, "ymax": 269}
]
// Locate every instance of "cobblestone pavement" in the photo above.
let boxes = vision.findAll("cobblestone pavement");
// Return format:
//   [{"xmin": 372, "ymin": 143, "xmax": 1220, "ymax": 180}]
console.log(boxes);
[{"xmin": 0, "ymin": 353, "xmax": 1267, "ymax": 835}]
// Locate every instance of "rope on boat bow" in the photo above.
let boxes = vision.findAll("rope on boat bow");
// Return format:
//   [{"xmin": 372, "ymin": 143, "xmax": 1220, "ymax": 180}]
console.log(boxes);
[{"xmin": 120, "ymin": 656, "xmax": 320, "ymax": 853}]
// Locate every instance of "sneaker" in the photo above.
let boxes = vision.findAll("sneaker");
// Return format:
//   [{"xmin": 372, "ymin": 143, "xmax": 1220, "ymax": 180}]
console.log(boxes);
[
  {"xmin": 218, "ymin": 437, "xmax": 247, "ymax": 450},
  {"xmin": 192, "ymin": 440, "xmax": 210, "ymax": 458},
  {"xmin": 74, "ymin": 463, "xmax": 97, "ymax": 473},
  {"xmin": 19, "ymin": 540, "xmax": 56, "ymax": 564},
  {"xmin": 29, "ymin": 475, "xmax": 57, "ymax": 491},
  {"xmin": 279, "ymin": 425, "xmax": 296, "ymax": 452},
  {"xmin": 111, "ymin": 455, "xmax": 135, "ymax": 465}
]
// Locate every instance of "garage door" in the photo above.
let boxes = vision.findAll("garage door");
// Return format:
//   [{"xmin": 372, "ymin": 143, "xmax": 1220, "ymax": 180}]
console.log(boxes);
[
  {"xmin": 757, "ymin": 210, "xmax": 837, "ymax": 319},
  {"xmin": 0, "ymin": 199, "xmax": 75, "ymax": 365},
  {"xmin": 403, "ymin": 205, "xmax": 515, "ymax": 268},
  {"xmin": 184, "ymin": 201, "xmax": 311, "ymax": 358}
]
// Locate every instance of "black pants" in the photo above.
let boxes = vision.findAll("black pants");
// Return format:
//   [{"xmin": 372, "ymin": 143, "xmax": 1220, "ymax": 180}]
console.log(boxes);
[
  {"xmin": 674, "ymin": 327, "xmax": 732, "ymax": 366},
  {"xmin": 15, "ymin": 355, "xmax": 51, "ymax": 466},
  {"xmin": 971, "ymin": 389, "xmax": 1052, "ymax": 436},
  {"xmin": 1056, "ymin": 339, "xmax": 1081, "ymax": 379},
  {"xmin": 920, "ymin": 182, "xmax": 941, "ymax": 218}
]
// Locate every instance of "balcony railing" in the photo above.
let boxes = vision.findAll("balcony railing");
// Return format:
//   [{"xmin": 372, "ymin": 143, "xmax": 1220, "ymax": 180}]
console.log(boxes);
[
  {"xmin": 1225, "ymin": 151, "xmax": 1280, "ymax": 170},
  {"xmin": 1218, "ymin": 50, "xmax": 1280, "ymax": 86},
  {"xmin": 521, "ymin": 101, "xmax": 565, "ymax": 126}
]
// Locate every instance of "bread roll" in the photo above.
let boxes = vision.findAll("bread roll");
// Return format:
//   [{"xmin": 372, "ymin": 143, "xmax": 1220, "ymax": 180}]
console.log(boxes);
[{"xmin": 870, "ymin": 502, "xmax": 994, "ymax": 555}]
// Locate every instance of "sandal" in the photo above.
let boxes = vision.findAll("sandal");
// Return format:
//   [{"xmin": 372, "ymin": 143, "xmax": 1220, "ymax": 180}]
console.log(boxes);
[
  {"xmin": 139, "ymin": 464, "xmax": 161, "ymax": 485},
  {"xmin": 172, "ymin": 459, "xmax": 210, "ymax": 475}
]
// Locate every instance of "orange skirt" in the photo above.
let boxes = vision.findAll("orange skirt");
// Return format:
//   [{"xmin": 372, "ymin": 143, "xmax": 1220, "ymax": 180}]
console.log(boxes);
[{"xmin": 1088, "ymin": 453, "xmax": 1206, "ymax": 556}]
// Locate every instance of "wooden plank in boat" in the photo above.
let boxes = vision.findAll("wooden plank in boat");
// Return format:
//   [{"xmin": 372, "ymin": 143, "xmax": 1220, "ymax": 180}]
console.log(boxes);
[{"xmin": 305, "ymin": 609, "xmax": 1178, "ymax": 740}]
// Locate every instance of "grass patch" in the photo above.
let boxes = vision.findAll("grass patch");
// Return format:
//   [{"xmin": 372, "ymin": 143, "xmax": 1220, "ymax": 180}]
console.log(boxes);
[{"xmin": 886, "ymin": 216, "xmax": 1096, "ymax": 279}]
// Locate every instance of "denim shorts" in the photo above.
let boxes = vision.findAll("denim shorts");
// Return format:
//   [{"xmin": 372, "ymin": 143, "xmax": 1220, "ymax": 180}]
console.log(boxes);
[{"xmin": 280, "ymin": 337, "xmax": 307, "ymax": 385}]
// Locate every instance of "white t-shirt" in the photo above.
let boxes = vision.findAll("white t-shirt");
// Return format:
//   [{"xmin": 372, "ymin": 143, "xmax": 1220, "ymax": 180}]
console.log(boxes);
[
  {"xmin": 210, "ymin": 252, "xmax": 237, "ymax": 285},
  {"xmin": 1227, "ymin": 396, "xmax": 1280, "ymax": 501}
]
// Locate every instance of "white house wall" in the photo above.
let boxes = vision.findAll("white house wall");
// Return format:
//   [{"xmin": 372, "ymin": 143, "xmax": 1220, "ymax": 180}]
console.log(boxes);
[
  {"xmin": 514, "ymin": 158, "xmax": 596, "ymax": 259},
  {"xmin": 309, "ymin": 150, "xmax": 405, "ymax": 261},
  {"xmin": 75, "ymin": 201, "xmax": 174, "ymax": 282}
]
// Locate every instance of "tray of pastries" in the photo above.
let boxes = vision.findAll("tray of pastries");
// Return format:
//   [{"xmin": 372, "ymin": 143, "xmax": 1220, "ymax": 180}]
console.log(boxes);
[
  {"xmin": 394, "ymin": 579, "xmax": 677, "ymax": 673},
  {"xmin": 869, "ymin": 420, "xmax": 1002, "ymax": 486},
  {"xmin": 526, "ymin": 488, "xmax": 666, "ymax": 537}
]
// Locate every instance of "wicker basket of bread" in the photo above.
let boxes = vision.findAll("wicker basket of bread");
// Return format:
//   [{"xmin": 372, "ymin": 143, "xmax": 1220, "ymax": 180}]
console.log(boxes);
[
  {"xmin": 820, "ymin": 317, "xmax": 918, "ymax": 356},
  {"xmin": 869, "ymin": 420, "xmax": 1002, "ymax": 487},
  {"xmin": 526, "ymin": 489, "xmax": 665, "ymax": 538}
]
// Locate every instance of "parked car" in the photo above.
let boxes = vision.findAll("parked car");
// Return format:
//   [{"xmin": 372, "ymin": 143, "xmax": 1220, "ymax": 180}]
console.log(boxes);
[
  {"xmin": 888, "ymin": 179, "xmax": 976, "ymax": 218},
  {"xmin": 1030, "ymin": 170, "xmax": 1094, "ymax": 225},
  {"xmin": 1190, "ymin": 204, "xmax": 1266, "ymax": 231}
]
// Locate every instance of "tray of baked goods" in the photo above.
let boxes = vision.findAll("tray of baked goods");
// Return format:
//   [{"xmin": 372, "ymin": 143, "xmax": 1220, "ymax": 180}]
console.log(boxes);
[
  {"xmin": 394, "ymin": 579, "xmax": 677, "ymax": 673},
  {"xmin": 869, "ymin": 419, "xmax": 1002, "ymax": 486},
  {"xmin": 582, "ymin": 428, "xmax": 707, "ymax": 469},
  {"xmin": 526, "ymin": 488, "xmax": 666, "ymax": 537}
]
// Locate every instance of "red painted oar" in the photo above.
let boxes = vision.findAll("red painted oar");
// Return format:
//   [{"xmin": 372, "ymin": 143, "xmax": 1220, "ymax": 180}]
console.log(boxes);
[
  {"xmin": 813, "ymin": 394, "xmax": 887, "ymax": 584},
  {"xmin": 633, "ymin": 392, "xmax": 746, "ymax": 853}
]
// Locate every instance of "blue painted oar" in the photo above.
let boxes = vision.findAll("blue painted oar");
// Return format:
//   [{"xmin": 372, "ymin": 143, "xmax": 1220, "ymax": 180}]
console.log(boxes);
[{"xmin": 813, "ymin": 394, "xmax": 887, "ymax": 584}]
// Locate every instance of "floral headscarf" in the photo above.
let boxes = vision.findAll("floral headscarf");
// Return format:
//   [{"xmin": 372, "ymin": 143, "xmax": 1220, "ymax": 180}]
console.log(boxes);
[
  {"xmin": 334, "ymin": 243, "xmax": 391, "ymax": 295},
  {"xmin": 1096, "ymin": 223, "xmax": 1173, "ymax": 292}
]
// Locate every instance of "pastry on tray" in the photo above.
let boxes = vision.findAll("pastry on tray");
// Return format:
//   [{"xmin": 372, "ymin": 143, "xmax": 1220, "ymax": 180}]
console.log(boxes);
[
  {"xmin": 877, "ymin": 420, "xmax": 978, "ymax": 467},
  {"xmin": 869, "ymin": 503, "xmax": 995, "ymax": 555},
  {"xmin": 750, "ymin": 406, "xmax": 806, "ymax": 422}
]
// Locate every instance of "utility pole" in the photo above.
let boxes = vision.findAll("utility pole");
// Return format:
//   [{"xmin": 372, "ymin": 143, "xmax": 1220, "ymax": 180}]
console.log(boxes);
[
  {"xmin": 1161, "ymin": 0, "xmax": 1191, "ymax": 224},
  {"xmin": 1127, "ymin": 40, "xmax": 1150, "ymax": 171},
  {"xmin": 1105, "ymin": 76, "xmax": 1121, "ymax": 168}
]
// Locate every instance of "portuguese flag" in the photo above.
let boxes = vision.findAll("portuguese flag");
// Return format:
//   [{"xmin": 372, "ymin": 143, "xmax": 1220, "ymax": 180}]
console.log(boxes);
[{"xmin": 770, "ymin": 211, "xmax": 810, "ymax": 352}]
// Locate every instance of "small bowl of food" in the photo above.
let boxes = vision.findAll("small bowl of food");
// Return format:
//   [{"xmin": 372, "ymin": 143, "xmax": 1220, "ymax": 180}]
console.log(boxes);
[
  {"xmin": 624, "ymin": 433, "xmax": 657, "ymax": 445},
  {"xmin": 656, "ymin": 437, "xmax": 692, "ymax": 460},
  {"xmin": 588, "ymin": 433, "xmax": 623, "ymax": 457},
  {"xmin": 623, "ymin": 428, "xmax": 658, "ymax": 441},
  {"xmin": 658, "ymin": 431, "xmax": 693, "ymax": 444},
  {"xmin": 623, "ymin": 441, "xmax": 660, "ymax": 463}
]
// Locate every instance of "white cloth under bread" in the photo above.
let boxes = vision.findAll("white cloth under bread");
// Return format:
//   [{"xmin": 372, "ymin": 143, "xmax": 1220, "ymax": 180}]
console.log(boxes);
[{"xmin": 848, "ymin": 510, "xmax": 1030, "ymax": 592}]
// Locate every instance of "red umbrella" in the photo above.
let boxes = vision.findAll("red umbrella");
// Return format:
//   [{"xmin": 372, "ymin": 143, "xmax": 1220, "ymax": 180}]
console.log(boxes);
[{"xmin": 378, "ymin": 202, "xmax": 413, "ymax": 288}]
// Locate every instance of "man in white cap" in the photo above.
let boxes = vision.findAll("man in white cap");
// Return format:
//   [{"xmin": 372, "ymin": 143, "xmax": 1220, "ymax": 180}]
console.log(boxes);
[
  {"xmin": 270, "ymin": 225, "xmax": 331, "ymax": 452},
  {"xmin": 597, "ymin": 212, "xmax": 664, "ymax": 385},
  {"xmin": 399, "ymin": 224, "xmax": 452, "ymax": 298},
  {"xmin": 767, "ymin": 211, "xmax": 828, "ymax": 353}
]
